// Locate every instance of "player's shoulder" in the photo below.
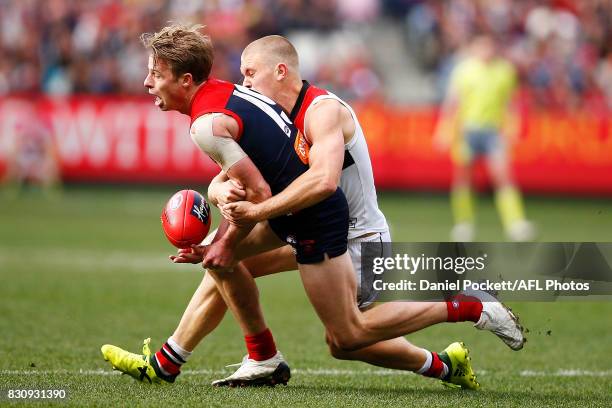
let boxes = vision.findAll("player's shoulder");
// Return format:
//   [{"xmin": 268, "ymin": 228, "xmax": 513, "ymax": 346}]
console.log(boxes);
[
  {"xmin": 306, "ymin": 83, "xmax": 329, "ymax": 99},
  {"xmin": 306, "ymin": 86, "xmax": 347, "ymax": 115},
  {"xmin": 306, "ymin": 97, "xmax": 347, "ymax": 129},
  {"xmin": 199, "ymin": 77, "xmax": 235, "ymax": 96},
  {"xmin": 191, "ymin": 78, "xmax": 235, "ymax": 116},
  {"xmin": 191, "ymin": 112, "xmax": 239, "ymax": 139}
]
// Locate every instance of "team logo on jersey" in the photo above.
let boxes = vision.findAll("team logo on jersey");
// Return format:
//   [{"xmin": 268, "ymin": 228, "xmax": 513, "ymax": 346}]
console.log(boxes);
[
  {"xmin": 190, "ymin": 193, "xmax": 210, "ymax": 224},
  {"xmin": 293, "ymin": 131, "xmax": 310, "ymax": 164}
]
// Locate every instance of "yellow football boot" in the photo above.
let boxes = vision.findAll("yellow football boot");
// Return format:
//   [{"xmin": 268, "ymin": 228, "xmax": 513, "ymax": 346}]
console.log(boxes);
[
  {"xmin": 101, "ymin": 338, "xmax": 168, "ymax": 384},
  {"xmin": 439, "ymin": 342, "xmax": 480, "ymax": 390}
]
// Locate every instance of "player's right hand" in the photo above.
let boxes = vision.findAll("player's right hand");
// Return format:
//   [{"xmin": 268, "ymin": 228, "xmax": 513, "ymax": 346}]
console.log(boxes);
[
  {"xmin": 202, "ymin": 240, "xmax": 236, "ymax": 272},
  {"xmin": 211, "ymin": 179, "xmax": 246, "ymax": 207},
  {"xmin": 169, "ymin": 244, "xmax": 207, "ymax": 264}
]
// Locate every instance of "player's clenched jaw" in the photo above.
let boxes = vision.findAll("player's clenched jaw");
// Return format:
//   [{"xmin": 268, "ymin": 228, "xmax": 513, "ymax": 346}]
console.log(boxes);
[{"xmin": 144, "ymin": 55, "xmax": 187, "ymax": 112}]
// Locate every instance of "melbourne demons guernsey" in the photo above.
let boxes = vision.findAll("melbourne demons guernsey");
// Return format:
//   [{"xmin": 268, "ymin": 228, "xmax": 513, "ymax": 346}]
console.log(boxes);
[
  {"xmin": 290, "ymin": 81, "xmax": 388, "ymax": 239},
  {"xmin": 190, "ymin": 78, "xmax": 309, "ymax": 195}
]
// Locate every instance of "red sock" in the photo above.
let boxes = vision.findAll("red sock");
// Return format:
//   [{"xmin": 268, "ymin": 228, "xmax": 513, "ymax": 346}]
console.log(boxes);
[
  {"xmin": 423, "ymin": 352, "xmax": 448, "ymax": 379},
  {"xmin": 245, "ymin": 328, "xmax": 277, "ymax": 361},
  {"xmin": 446, "ymin": 294, "xmax": 483, "ymax": 323},
  {"xmin": 153, "ymin": 342, "xmax": 184, "ymax": 377}
]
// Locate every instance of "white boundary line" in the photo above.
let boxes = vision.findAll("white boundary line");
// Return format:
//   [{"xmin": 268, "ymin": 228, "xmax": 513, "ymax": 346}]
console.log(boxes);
[{"xmin": 1, "ymin": 368, "xmax": 611, "ymax": 377}]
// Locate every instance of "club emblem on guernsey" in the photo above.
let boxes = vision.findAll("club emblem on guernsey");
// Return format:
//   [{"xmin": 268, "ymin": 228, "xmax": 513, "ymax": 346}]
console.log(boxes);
[
  {"xmin": 293, "ymin": 131, "xmax": 310, "ymax": 164},
  {"xmin": 190, "ymin": 193, "xmax": 210, "ymax": 224}
]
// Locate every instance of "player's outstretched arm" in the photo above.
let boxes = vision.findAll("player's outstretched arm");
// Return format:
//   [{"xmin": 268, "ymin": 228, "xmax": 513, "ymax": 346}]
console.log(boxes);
[{"xmin": 221, "ymin": 99, "xmax": 345, "ymax": 225}]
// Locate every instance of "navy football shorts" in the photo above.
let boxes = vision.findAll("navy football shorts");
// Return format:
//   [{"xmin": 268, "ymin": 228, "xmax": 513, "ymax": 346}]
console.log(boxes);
[{"xmin": 268, "ymin": 188, "xmax": 349, "ymax": 264}]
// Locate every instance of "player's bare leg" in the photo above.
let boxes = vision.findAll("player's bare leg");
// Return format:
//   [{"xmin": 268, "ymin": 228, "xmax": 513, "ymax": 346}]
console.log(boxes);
[
  {"xmin": 173, "ymin": 249, "xmax": 452, "ymax": 373},
  {"xmin": 327, "ymin": 334, "xmax": 426, "ymax": 371},
  {"xmin": 172, "ymin": 246, "xmax": 297, "ymax": 351},
  {"xmin": 173, "ymin": 272, "xmax": 227, "ymax": 351},
  {"xmin": 299, "ymin": 252, "xmax": 524, "ymax": 351},
  {"xmin": 298, "ymin": 254, "xmax": 480, "ymax": 388},
  {"xmin": 101, "ymin": 222, "xmax": 291, "ymax": 385},
  {"xmin": 199, "ymin": 222, "xmax": 293, "ymax": 386},
  {"xmin": 173, "ymin": 246, "xmax": 436, "ymax": 369},
  {"xmin": 487, "ymin": 148, "xmax": 535, "ymax": 242},
  {"xmin": 205, "ymin": 263, "xmax": 267, "ymax": 335},
  {"xmin": 450, "ymin": 160, "xmax": 476, "ymax": 242},
  {"xmin": 202, "ymin": 221, "xmax": 288, "ymax": 336},
  {"xmin": 299, "ymin": 252, "xmax": 444, "ymax": 350}
]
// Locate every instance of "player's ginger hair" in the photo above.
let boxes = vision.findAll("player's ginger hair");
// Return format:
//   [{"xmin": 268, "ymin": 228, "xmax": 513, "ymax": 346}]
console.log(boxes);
[
  {"xmin": 141, "ymin": 23, "xmax": 214, "ymax": 84},
  {"xmin": 243, "ymin": 35, "xmax": 300, "ymax": 71}
]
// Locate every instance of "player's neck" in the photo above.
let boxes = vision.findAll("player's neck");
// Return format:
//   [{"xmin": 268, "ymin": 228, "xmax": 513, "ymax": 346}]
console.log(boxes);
[
  {"xmin": 178, "ymin": 81, "xmax": 206, "ymax": 115},
  {"xmin": 280, "ymin": 79, "xmax": 304, "ymax": 114}
]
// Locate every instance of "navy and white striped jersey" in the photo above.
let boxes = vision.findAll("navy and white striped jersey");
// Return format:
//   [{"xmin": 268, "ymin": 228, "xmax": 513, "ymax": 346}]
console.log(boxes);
[{"xmin": 190, "ymin": 78, "xmax": 308, "ymax": 195}]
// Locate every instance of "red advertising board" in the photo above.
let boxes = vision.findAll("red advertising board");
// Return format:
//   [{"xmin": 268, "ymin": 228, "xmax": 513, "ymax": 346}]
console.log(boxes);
[
  {"xmin": 0, "ymin": 97, "xmax": 218, "ymax": 184},
  {"xmin": 0, "ymin": 96, "xmax": 611, "ymax": 195},
  {"xmin": 354, "ymin": 102, "xmax": 612, "ymax": 195}
]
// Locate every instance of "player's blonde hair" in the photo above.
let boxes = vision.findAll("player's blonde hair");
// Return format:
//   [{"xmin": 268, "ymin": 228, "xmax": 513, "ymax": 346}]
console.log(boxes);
[{"xmin": 141, "ymin": 23, "xmax": 214, "ymax": 84}]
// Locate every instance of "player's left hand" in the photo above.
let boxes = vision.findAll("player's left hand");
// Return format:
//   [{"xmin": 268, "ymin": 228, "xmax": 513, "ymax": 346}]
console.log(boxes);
[
  {"xmin": 169, "ymin": 244, "xmax": 207, "ymax": 264},
  {"xmin": 219, "ymin": 201, "xmax": 260, "ymax": 226},
  {"xmin": 202, "ymin": 240, "xmax": 236, "ymax": 272}
]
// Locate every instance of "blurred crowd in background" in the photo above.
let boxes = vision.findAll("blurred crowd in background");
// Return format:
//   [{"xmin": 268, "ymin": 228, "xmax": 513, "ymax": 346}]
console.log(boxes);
[
  {"xmin": 0, "ymin": 0, "xmax": 611, "ymax": 108},
  {"xmin": 402, "ymin": 0, "xmax": 612, "ymax": 109}
]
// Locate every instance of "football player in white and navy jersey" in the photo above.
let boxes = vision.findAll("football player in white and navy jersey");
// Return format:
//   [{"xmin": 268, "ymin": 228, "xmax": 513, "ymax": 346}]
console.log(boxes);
[{"xmin": 166, "ymin": 36, "xmax": 523, "ymax": 388}]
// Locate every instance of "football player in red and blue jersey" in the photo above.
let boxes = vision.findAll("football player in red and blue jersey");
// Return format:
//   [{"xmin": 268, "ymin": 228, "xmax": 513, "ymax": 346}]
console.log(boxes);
[{"xmin": 101, "ymin": 27, "xmax": 524, "ymax": 390}]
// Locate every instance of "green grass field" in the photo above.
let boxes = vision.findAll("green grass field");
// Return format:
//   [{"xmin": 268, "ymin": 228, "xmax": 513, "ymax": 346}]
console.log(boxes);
[{"xmin": 1, "ymin": 186, "xmax": 611, "ymax": 407}]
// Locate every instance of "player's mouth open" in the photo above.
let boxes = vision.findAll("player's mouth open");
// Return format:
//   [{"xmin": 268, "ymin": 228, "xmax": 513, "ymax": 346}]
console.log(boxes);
[{"xmin": 153, "ymin": 96, "xmax": 162, "ymax": 106}]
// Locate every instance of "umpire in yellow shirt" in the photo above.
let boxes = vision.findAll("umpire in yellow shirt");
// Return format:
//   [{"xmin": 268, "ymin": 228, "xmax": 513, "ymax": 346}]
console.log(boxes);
[{"xmin": 434, "ymin": 35, "xmax": 535, "ymax": 242}]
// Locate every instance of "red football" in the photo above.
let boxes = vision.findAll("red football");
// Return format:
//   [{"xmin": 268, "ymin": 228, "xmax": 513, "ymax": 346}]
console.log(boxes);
[{"xmin": 161, "ymin": 189, "xmax": 212, "ymax": 248}]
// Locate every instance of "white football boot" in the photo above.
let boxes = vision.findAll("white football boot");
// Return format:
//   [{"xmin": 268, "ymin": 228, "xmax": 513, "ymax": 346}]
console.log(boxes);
[
  {"xmin": 212, "ymin": 351, "xmax": 290, "ymax": 387},
  {"xmin": 463, "ymin": 289, "xmax": 526, "ymax": 350},
  {"xmin": 451, "ymin": 222, "xmax": 475, "ymax": 242},
  {"xmin": 507, "ymin": 220, "xmax": 537, "ymax": 242}
]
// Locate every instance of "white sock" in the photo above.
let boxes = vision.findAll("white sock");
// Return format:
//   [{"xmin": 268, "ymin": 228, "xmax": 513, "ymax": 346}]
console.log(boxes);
[
  {"xmin": 416, "ymin": 348, "xmax": 449, "ymax": 379},
  {"xmin": 168, "ymin": 337, "xmax": 192, "ymax": 362},
  {"xmin": 416, "ymin": 348, "xmax": 432, "ymax": 374}
]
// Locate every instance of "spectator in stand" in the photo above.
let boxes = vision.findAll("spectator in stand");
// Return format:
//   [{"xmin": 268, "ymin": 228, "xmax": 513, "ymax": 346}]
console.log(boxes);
[
  {"xmin": 399, "ymin": 0, "xmax": 611, "ymax": 109},
  {"xmin": 0, "ymin": 0, "xmax": 380, "ymax": 101},
  {"xmin": 0, "ymin": 0, "xmax": 609, "ymax": 106}
]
